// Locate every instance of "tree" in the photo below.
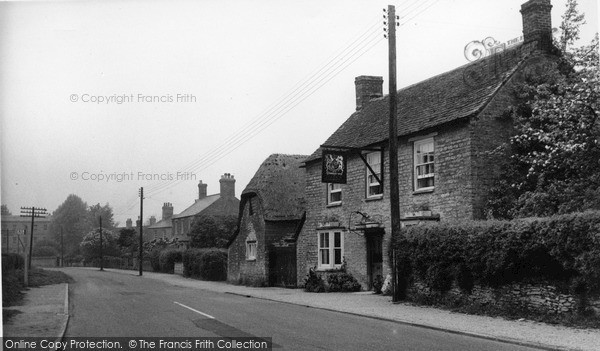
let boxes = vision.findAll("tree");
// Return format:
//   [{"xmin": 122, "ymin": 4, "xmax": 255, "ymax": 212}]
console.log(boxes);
[
  {"xmin": 117, "ymin": 228, "xmax": 138, "ymax": 256},
  {"xmin": 80, "ymin": 228, "xmax": 120, "ymax": 260},
  {"xmin": 486, "ymin": 1, "xmax": 599, "ymax": 219},
  {"xmin": 1, "ymin": 204, "xmax": 12, "ymax": 215},
  {"xmin": 86, "ymin": 203, "xmax": 116, "ymax": 231},
  {"xmin": 189, "ymin": 215, "xmax": 237, "ymax": 248},
  {"xmin": 50, "ymin": 194, "xmax": 89, "ymax": 257}
]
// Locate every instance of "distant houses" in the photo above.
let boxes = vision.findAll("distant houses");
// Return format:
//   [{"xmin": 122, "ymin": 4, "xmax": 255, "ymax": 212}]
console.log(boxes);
[{"xmin": 1, "ymin": 214, "xmax": 52, "ymax": 254}]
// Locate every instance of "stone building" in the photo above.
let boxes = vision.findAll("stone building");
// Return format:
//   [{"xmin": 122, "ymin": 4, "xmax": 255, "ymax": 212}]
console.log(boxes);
[
  {"xmin": 171, "ymin": 174, "xmax": 240, "ymax": 246},
  {"xmin": 297, "ymin": 0, "xmax": 558, "ymax": 289},
  {"xmin": 146, "ymin": 203, "xmax": 174, "ymax": 241},
  {"xmin": 228, "ymin": 154, "xmax": 307, "ymax": 287},
  {"xmin": 1, "ymin": 214, "xmax": 53, "ymax": 254}
]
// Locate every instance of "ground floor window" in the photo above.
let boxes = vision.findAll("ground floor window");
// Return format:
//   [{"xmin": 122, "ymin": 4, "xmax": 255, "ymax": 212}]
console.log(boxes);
[
  {"xmin": 318, "ymin": 231, "xmax": 343, "ymax": 269},
  {"xmin": 246, "ymin": 231, "xmax": 257, "ymax": 260}
]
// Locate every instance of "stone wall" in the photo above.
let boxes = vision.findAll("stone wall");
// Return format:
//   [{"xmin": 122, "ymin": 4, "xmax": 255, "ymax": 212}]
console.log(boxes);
[{"xmin": 409, "ymin": 280, "xmax": 600, "ymax": 315}]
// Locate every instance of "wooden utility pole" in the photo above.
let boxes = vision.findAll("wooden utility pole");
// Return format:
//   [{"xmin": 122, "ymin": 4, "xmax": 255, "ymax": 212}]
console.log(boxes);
[
  {"xmin": 386, "ymin": 4, "xmax": 401, "ymax": 303},
  {"xmin": 99, "ymin": 216, "xmax": 104, "ymax": 271},
  {"xmin": 20, "ymin": 207, "xmax": 47, "ymax": 286},
  {"xmin": 139, "ymin": 187, "xmax": 144, "ymax": 276},
  {"xmin": 60, "ymin": 226, "xmax": 64, "ymax": 267}
]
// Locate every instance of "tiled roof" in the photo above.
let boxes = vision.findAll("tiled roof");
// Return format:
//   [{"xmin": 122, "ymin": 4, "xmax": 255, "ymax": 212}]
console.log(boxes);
[
  {"xmin": 305, "ymin": 44, "xmax": 527, "ymax": 163},
  {"xmin": 148, "ymin": 217, "xmax": 172, "ymax": 229},
  {"xmin": 172, "ymin": 194, "xmax": 221, "ymax": 219},
  {"xmin": 243, "ymin": 154, "xmax": 308, "ymax": 221}
]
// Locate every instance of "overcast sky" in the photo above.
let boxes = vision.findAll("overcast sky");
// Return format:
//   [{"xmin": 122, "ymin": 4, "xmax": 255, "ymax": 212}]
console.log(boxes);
[{"xmin": 1, "ymin": 0, "xmax": 598, "ymax": 225}]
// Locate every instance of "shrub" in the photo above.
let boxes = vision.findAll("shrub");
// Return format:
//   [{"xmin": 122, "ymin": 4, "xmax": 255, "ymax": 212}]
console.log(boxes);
[
  {"xmin": 149, "ymin": 248, "xmax": 162, "ymax": 272},
  {"xmin": 303, "ymin": 267, "xmax": 325, "ymax": 292},
  {"xmin": 327, "ymin": 272, "xmax": 362, "ymax": 292},
  {"xmin": 159, "ymin": 248, "xmax": 183, "ymax": 273},
  {"xmin": 2, "ymin": 253, "xmax": 24, "ymax": 273},
  {"xmin": 390, "ymin": 211, "xmax": 600, "ymax": 311},
  {"xmin": 182, "ymin": 248, "xmax": 227, "ymax": 281}
]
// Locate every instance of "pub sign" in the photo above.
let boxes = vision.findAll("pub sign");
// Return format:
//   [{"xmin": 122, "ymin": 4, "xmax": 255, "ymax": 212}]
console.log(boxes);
[{"xmin": 321, "ymin": 150, "xmax": 347, "ymax": 184}]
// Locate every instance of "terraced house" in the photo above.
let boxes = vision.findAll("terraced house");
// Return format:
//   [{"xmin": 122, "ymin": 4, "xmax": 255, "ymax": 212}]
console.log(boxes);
[{"xmin": 297, "ymin": 0, "xmax": 559, "ymax": 289}]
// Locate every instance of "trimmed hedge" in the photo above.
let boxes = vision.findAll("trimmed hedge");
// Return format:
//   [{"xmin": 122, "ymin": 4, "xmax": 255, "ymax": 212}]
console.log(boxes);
[
  {"xmin": 391, "ymin": 211, "xmax": 600, "ymax": 302},
  {"xmin": 182, "ymin": 248, "xmax": 227, "ymax": 281},
  {"xmin": 158, "ymin": 248, "xmax": 183, "ymax": 273},
  {"xmin": 2, "ymin": 253, "xmax": 24, "ymax": 273}
]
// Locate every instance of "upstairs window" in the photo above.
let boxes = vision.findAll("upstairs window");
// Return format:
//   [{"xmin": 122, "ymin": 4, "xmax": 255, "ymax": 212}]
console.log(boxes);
[
  {"xmin": 366, "ymin": 152, "xmax": 383, "ymax": 198},
  {"xmin": 327, "ymin": 183, "xmax": 342, "ymax": 205},
  {"xmin": 414, "ymin": 138, "xmax": 435, "ymax": 191}
]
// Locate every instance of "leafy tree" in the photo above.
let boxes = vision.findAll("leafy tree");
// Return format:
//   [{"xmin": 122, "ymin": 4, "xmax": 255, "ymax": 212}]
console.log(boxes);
[
  {"xmin": 49, "ymin": 194, "xmax": 89, "ymax": 257},
  {"xmin": 86, "ymin": 203, "xmax": 116, "ymax": 231},
  {"xmin": 1, "ymin": 204, "xmax": 12, "ymax": 215},
  {"xmin": 117, "ymin": 228, "xmax": 139, "ymax": 256},
  {"xmin": 80, "ymin": 228, "xmax": 120, "ymax": 260},
  {"xmin": 189, "ymin": 215, "xmax": 237, "ymax": 248},
  {"xmin": 486, "ymin": 1, "xmax": 599, "ymax": 219}
]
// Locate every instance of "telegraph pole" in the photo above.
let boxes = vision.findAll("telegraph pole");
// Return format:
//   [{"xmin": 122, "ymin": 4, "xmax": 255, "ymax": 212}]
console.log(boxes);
[
  {"xmin": 60, "ymin": 226, "xmax": 64, "ymax": 267},
  {"xmin": 20, "ymin": 207, "xmax": 47, "ymax": 286},
  {"xmin": 385, "ymin": 5, "xmax": 401, "ymax": 303},
  {"xmin": 99, "ymin": 216, "xmax": 104, "ymax": 271},
  {"xmin": 139, "ymin": 187, "xmax": 144, "ymax": 276}
]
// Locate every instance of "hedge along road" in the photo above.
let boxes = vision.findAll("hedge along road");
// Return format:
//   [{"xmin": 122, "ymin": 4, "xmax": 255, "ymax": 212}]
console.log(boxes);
[{"xmin": 62, "ymin": 267, "xmax": 540, "ymax": 351}]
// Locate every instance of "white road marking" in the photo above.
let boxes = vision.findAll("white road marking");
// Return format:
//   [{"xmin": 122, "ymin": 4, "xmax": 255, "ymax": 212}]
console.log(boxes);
[{"xmin": 173, "ymin": 301, "xmax": 215, "ymax": 319}]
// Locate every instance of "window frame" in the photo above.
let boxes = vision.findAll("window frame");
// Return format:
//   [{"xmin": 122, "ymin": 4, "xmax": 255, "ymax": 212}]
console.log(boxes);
[
  {"xmin": 413, "ymin": 137, "xmax": 435, "ymax": 192},
  {"xmin": 317, "ymin": 230, "xmax": 344, "ymax": 270},
  {"xmin": 245, "ymin": 231, "xmax": 257, "ymax": 261},
  {"xmin": 365, "ymin": 151, "xmax": 383, "ymax": 198},
  {"xmin": 327, "ymin": 183, "xmax": 342, "ymax": 205}
]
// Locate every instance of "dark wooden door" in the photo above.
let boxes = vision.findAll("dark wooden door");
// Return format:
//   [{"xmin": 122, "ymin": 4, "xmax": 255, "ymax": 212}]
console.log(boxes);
[
  {"xmin": 366, "ymin": 233, "xmax": 383, "ymax": 289},
  {"xmin": 269, "ymin": 245, "xmax": 297, "ymax": 287}
]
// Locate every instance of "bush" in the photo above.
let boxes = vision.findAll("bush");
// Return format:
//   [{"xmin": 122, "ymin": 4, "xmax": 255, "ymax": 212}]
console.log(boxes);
[
  {"xmin": 2, "ymin": 253, "xmax": 24, "ymax": 273},
  {"xmin": 303, "ymin": 267, "xmax": 326, "ymax": 292},
  {"xmin": 182, "ymin": 248, "xmax": 227, "ymax": 281},
  {"xmin": 327, "ymin": 272, "xmax": 362, "ymax": 292},
  {"xmin": 390, "ymin": 211, "xmax": 600, "ymax": 310},
  {"xmin": 149, "ymin": 248, "xmax": 162, "ymax": 272},
  {"xmin": 159, "ymin": 248, "xmax": 183, "ymax": 273}
]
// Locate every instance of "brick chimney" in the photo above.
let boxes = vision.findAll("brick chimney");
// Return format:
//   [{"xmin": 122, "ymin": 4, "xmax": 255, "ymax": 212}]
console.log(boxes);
[
  {"xmin": 149, "ymin": 216, "xmax": 157, "ymax": 226},
  {"xmin": 355, "ymin": 76, "xmax": 383, "ymax": 110},
  {"xmin": 198, "ymin": 181, "xmax": 207, "ymax": 200},
  {"xmin": 126, "ymin": 218, "xmax": 132, "ymax": 228},
  {"xmin": 162, "ymin": 202, "xmax": 173, "ymax": 220},
  {"xmin": 520, "ymin": 0, "xmax": 553, "ymax": 51},
  {"xmin": 219, "ymin": 173, "xmax": 235, "ymax": 198}
]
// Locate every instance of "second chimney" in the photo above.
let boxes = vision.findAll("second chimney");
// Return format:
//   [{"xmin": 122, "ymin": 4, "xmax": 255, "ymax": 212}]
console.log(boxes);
[
  {"xmin": 355, "ymin": 76, "xmax": 383, "ymax": 111},
  {"xmin": 219, "ymin": 173, "xmax": 236, "ymax": 198},
  {"xmin": 198, "ymin": 181, "xmax": 207, "ymax": 200},
  {"xmin": 162, "ymin": 202, "xmax": 173, "ymax": 220},
  {"xmin": 520, "ymin": 0, "xmax": 553, "ymax": 51}
]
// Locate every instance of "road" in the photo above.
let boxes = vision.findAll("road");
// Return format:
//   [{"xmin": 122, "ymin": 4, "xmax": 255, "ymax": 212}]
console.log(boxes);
[{"xmin": 64, "ymin": 268, "xmax": 539, "ymax": 351}]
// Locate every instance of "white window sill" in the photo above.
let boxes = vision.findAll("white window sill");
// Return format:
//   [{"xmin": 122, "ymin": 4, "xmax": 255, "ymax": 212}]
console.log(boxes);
[
  {"xmin": 246, "ymin": 258, "xmax": 256, "ymax": 262},
  {"xmin": 316, "ymin": 266, "xmax": 343, "ymax": 272},
  {"xmin": 366, "ymin": 194, "xmax": 383, "ymax": 201},
  {"xmin": 327, "ymin": 202, "xmax": 342, "ymax": 208},
  {"xmin": 413, "ymin": 188, "xmax": 434, "ymax": 195}
]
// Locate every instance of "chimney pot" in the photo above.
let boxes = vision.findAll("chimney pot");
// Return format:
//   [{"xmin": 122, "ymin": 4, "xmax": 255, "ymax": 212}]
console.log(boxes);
[
  {"xmin": 198, "ymin": 180, "xmax": 208, "ymax": 200},
  {"xmin": 219, "ymin": 172, "xmax": 236, "ymax": 198}
]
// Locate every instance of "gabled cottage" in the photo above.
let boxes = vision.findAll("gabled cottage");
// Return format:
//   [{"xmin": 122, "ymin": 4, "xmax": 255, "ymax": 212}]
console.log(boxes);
[
  {"xmin": 171, "ymin": 174, "xmax": 240, "ymax": 246},
  {"xmin": 228, "ymin": 154, "xmax": 307, "ymax": 287},
  {"xmin": 297, "ymin": 0, "xmax": 558, "ymax": 289}
]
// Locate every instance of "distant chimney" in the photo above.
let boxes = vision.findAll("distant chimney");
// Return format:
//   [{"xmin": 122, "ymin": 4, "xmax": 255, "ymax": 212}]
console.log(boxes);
[
  {"xmin": 520, "ymin": 0, "xmax": 553, "ymax": 51},
  {"xmin": 126, "ymin": 218, "xmax": 132, "ymax": 228},
  {"xmin": 219, "ymin": 173, "xmax": 236, "ymax": 198},
  {"xmin": 355, "ymin": 76, "xmax": 383, "ymax": 110},
  {"xmin": 162, "ymin": 202, "xmax": 173, "ymax": 220},
  {"xmin": 149, "ymin": 216, "xmax": 157, "ymax": 226},
  {"xmin": 198, "ymin": 181, "xmax": 208, "ymax": 199}
]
